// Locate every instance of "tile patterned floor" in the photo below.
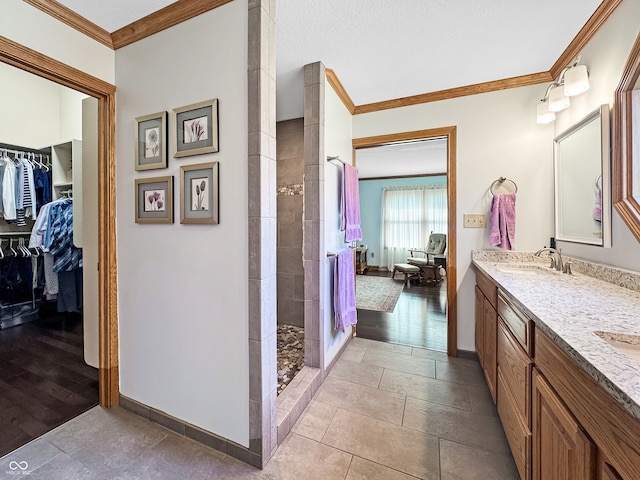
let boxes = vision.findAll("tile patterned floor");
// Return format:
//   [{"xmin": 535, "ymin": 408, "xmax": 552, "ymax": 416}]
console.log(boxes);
[{"xmin": 0, "ymin": 338, "xmax": 518, "ymax": 479}]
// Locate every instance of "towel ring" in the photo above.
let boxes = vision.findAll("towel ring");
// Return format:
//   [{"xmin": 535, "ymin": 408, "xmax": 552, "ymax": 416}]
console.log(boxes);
[
  {"xmin": 595, "ymin": 175, "xmax": 602, "ymax": 191},
  {"xmin": 490, "ymin": 177, "xmax": 518, "ymax": 195}
]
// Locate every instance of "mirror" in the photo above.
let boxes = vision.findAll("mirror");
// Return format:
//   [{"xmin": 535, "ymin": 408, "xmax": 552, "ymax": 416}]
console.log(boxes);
[
  {"xmin": 613, "ymin": 32, "xmax": 640, "ymax": 242},
  {"xmin": 554, "ymin": 104, "xmax": 611, "ymax": 247}
]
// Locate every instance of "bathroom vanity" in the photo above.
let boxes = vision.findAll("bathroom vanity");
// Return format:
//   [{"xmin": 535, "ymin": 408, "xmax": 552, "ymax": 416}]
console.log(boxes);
[{"xmin": 473, "ymin": 251, "xmax": 640, "ymax": 480}]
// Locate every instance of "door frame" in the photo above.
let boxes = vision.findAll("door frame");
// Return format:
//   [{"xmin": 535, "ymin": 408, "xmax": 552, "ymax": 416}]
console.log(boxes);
[
  {"xmin": 0, "ymin": 36, "xmax": 119, "ymax": 405},
  {"xmin": 352, "ymin": 126, "xmax": 458, "ymax": 356}
]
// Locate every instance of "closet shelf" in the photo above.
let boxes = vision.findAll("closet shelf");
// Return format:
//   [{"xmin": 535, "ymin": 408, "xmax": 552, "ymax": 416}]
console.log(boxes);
[{"xmin": 54, "ymin": 182, "xmax": 73, "ymax": 188}]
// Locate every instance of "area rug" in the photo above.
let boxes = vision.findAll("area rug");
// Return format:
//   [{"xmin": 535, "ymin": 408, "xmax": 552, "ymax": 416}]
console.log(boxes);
[{"xmin": 355, "ymin": 275, "xmax": 404, "ymax": 312}]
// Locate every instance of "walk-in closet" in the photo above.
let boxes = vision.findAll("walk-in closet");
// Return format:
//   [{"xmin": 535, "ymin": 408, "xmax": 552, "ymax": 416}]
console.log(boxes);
[{"xmin": 0, "ymin": 62, "xmax": 99, "ymax": 456}]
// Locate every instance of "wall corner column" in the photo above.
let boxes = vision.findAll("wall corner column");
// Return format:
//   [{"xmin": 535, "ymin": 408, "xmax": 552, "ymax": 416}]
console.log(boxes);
[
  {"xmin": 247, "ymin": 0, "xmax": 277, "ymax": 468},
  {"xmin": 303, "ymin": 61, "xmax": 326, "ymax": 370}
]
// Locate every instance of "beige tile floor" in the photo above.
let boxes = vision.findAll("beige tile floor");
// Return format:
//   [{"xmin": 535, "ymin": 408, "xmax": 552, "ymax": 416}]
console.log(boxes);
[{"xmin": 0, "ymin": 338, "xmax": 518, "ymax": 479}]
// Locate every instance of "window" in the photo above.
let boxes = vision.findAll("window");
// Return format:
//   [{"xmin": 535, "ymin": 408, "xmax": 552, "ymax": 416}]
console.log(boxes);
[{"xmin": 381, "ymin": 185, "xmax": 447, "ymax": 269}]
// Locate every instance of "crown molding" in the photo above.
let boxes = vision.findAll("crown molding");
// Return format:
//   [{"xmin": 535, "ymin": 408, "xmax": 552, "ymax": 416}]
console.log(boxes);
[
  {"xmin": 23, "ymin": 0, "xmax": 113, "ymax": 48},
  {"xmin": 550, "ymin": 0, "xmax": 624, "ymax": 78},
  {"xmin": 353, "ymin": 72, "xmax": 553, "ymax": 115},
  {"xmin": 325, "ymin": 68, "xmax": 355, "ymax": 114},
  {"xmin": 111, "ymin": 0, "xmax": 233, "ymax": 49},
  {"xmin": 24, "ymin": 0, "xmax": 623, "ymax": 110}
]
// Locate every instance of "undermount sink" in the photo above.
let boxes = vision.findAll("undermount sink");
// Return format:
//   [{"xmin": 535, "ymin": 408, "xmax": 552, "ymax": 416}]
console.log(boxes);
[
  {"xmin": 494, "ymin": 264, "xmax": 560, "ymax": 276},
  {"xmin": 595, "ymin": 331, "xmax": 640, "ymax": 364}
]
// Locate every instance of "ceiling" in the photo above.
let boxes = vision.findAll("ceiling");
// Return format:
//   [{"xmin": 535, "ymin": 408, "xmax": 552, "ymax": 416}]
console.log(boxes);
[
  {"xmin": 356, "ymin": 138, "xmax": 447, "ymax": 179},
  {"xmin": 54, "ymin": 0, "xmax": 603, "ymax": 121}
]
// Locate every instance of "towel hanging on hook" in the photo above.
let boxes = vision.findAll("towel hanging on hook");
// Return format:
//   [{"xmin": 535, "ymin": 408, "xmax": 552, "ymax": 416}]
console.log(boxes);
[{"xmin": 489, "ymin": 177, "xmax": 518, "ymax": 195}]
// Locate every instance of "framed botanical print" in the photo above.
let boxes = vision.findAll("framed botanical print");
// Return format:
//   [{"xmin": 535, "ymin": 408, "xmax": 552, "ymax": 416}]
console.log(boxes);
[
  {"xmin": 134, "ymin": 111, "xmax": 167, "ymax": 170},
  {"xmin": 172, "ymin": 99, "xmax": 219, "ymax": 158},
  {"xmin": 180, "ymin": 162, "xmax": 219, "ymax": 224},
  {"xmin": 135, "ymin": 176, "xmax": 173, "ymax": 224}
]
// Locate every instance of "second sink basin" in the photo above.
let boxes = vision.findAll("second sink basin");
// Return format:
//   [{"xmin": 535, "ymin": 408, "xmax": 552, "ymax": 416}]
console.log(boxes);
[{"xmin": 595, "ymin": 331, "xmax": 640, "ymax": 364}]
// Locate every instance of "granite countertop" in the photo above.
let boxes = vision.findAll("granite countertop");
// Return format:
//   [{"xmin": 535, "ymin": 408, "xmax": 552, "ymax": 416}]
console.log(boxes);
[{"xmin": 472, "ymin": 250, "xmax": 640, "ymax": 421}]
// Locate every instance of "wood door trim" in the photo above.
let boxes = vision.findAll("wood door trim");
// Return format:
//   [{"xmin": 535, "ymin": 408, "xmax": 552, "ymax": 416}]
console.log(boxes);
[
  {"xmin": 0, "ymin": 35, "xmax": 119, "ymax": 407},
  {"xmin": 352, "ymin": 126, "xmax": 458, "ymax": 357}
]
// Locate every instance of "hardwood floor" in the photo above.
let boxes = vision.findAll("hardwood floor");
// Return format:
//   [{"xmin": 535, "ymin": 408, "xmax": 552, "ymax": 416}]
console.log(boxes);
[
  {"xmin": 0, "ymin": 312, "xmax": 98, "ymax": 457},
  {"xmin": 356, "ymin": 270, "xmax": 447, "ymax": 351}
]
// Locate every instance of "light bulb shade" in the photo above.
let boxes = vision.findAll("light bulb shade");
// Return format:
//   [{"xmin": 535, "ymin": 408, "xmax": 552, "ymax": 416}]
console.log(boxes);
[
  {"xmin": 536, "ymin": 101, "xmax": 555, "ymax": 124},
  {"xmin": 563, "ymin": 64, "xmax": 589, "ymax": 96},
  {"xmin": 548, "ymin": 84, "xmax": 570, "ymax": 112}
]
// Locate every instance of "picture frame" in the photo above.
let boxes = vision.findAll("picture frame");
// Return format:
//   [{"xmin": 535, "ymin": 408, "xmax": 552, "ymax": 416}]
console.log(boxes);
[
  {"xmin": 172, "ymin": 99, "xmax": 219, "ymax": 158},
  {"xmin": 135, "ymin": 176, "xmax": 173, "ymax": 224},
  {"xmin": 180, "ymin": 162, "xmax": 219, "ymax": 224},
  {"xmin": 135, "ymin": 111, "xmax": 167, "ymax": 170}
]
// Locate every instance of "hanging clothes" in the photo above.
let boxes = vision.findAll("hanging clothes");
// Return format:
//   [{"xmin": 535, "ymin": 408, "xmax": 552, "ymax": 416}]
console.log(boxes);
[
  {"xmin": 30, "ymin": 202, "xmax": 58, "ymax": 298},
  {"xmin": 15, "ymin": 158, "xmax": 36, "ymax": 226},
  {"xmin": 45, "ymin": 198, "xmax": 82, "ymax": 272},
  {"xmin": 2, "ymin": 157, "xmax": 17, "ymax": 221},
  {"xmin": 33, "ymin": 168, "xmax": 51, "ymax": 212}
]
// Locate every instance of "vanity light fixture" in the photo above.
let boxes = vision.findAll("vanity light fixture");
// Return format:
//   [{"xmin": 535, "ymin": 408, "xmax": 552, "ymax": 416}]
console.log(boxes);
[
  {"xmin": 535, "ymin": 55, "xmax": 590, "ymax": 124},
  {"xmin": 536, "ymin": 98, "xmax": 556, "ymax": 124},
  {"xmin": 563, "ymin": 63, "xmax": 590, "ymax": 96},
  {"xmin": 548, "ymin": 83, "xmax": 571, "ymax": 112}
]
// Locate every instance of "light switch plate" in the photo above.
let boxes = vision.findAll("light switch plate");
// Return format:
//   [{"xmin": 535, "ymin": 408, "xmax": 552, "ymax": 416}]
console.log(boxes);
[{"xmin": 464, "ymin": 214, "xmax": 487, "ymax": 228}]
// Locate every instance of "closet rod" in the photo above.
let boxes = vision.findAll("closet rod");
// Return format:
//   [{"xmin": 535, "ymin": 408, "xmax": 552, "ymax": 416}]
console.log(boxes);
[
  {"xmin": 1, "ymin": 148, "xmax": 50, "ymax": 160},
  {"xmin": 0, "ymin": 232, "xmax": 32, "ymax": 236}
]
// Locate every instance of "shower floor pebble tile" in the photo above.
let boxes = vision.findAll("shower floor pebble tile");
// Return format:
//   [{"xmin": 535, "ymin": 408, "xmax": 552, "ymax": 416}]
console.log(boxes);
[{"xmin": 277, "ymin": 324, "xmax": 304, "ymax": 395}]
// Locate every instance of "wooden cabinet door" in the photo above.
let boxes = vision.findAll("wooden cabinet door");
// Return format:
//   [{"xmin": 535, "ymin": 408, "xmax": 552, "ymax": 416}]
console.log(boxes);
[
  {"xmin": 475, "ymin": 286, "xmax": 484, "ymax": 366},
  {"xmin": 533, "ymin": 369, "xmax": 595, "ymax": 480},
  {"xmin": 483, "ymin": 297, "xmax": 497, "ymax": 402}
]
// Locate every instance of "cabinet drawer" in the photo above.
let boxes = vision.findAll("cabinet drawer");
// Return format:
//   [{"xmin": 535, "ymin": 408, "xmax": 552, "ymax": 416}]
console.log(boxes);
[
  {"xmin": 497, "ymin": 370, "xmax": 531, "ymax": 480},
  {"xmin": 498, "ymin": 293, "xmax": 533, "ymax": 356},
  {"xmin": 497, "ymin": 320, "xmax": 531, "ymax": 426},
  {"xmin": 476, "ymin": 269, "xmax": 497, "ymax": 308}
]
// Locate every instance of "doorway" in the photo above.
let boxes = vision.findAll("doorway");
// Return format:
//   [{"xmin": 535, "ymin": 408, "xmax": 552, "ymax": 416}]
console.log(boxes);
[
  {"xmin": 0, "ymin": 61, "xmax": 102, "ymax": 456},
  {"xmin": 0, "ymin": 37, "xmax": 119, "ymax": 409},
  {"xmin": 355, "ymin": 137, "xmax": 448, "ymax": 351},
  {"xmin": 353, "ymin": 127, "xmax": 458, "ymax": 357}
]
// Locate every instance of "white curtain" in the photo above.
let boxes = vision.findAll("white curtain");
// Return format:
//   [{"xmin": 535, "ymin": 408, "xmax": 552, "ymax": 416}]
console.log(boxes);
[{"xmin": 380, "ymin": 185, "xmax": 447, "ymax": 270}]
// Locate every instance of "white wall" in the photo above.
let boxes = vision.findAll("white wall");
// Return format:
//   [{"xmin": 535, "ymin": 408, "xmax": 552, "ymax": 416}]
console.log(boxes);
[
  {"xmin": 0, "ymin": 62, "xmax": 85, "ymax": 147},
  {"xmin": 60, "ymin": 88, "xmax": 86, "ymax": 142},
  {"xmin": 552, "ymin": 0, "xmax": 640, "ymax": 270},
  {"xmin": 324, "ymin": 78, "xmax": 355, "ymax": 367},
  {"xmin": 0, "ymin": 62, "xmax": 60, "ymax": 147},
  {"xmin": 3, "ymin": 0, "xmax": 115, "ymax": 84},
  {"xmin": 353, "ymin": 85, "xmax": 553, "ymax": 351},
  {"xmin": 115, "ymin": 1, "xmax": 250, "ymax": 446}
]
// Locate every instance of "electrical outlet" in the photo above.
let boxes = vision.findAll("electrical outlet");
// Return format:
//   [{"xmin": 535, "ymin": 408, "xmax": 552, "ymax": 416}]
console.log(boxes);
[{"xmin": 464, "ymin": 214, "xmax": 487, "ymax": 228}]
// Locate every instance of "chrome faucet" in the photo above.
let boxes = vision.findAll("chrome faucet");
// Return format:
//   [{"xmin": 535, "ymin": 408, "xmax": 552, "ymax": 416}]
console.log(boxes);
[{"xmin": 534, "ymin": 247, "xmax": 564, "ymax": 272}]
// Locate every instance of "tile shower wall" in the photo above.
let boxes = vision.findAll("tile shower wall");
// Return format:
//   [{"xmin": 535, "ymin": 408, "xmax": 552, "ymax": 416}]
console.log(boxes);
[{"xmin": 277, "ymin": 118, "xmax": 304, "ymax": 327}]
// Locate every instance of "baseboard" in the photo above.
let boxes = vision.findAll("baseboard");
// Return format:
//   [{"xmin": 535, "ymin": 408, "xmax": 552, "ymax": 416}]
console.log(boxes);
[{"xmin": 119, "ymin": 395, "xmax": 261, "ymax": 468}]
